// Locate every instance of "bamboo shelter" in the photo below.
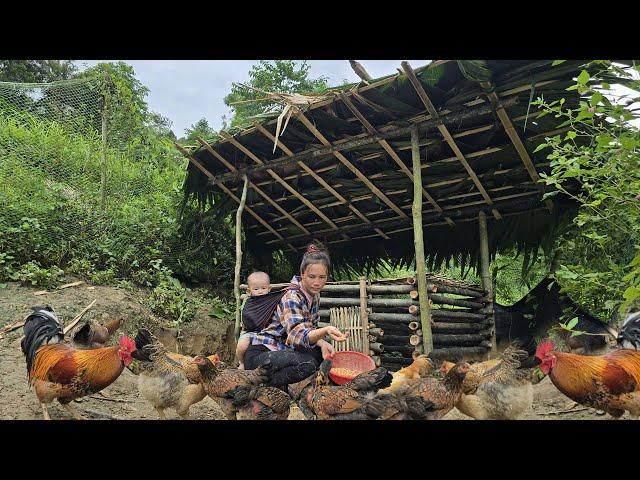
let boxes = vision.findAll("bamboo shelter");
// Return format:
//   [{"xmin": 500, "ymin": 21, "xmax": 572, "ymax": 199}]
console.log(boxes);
[
  {"xmin": 243, "ymin": 274, "xmax": 492, "ymax": 371},
  {"xmin": 179, "ymin": 60, "xmax": 590, "ymax": 360}
]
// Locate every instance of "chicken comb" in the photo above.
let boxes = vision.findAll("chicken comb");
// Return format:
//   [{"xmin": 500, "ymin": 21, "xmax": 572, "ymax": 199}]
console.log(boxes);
[
  {"xmin": 119, "ymin": 335, "xmax": 136, "ymax": 352},
  {"xmin": 535, "ymin": 340, "xmax": 555, "ymax": 359}
]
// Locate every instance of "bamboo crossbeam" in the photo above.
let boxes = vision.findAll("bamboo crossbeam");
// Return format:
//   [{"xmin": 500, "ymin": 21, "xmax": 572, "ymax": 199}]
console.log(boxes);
[
  {"xmin": 380, "ymin": 356, "xmax": 414, "ymax": 365},
  {"xmin": 294, "ymin": 108, "xmax": 408, "ymax": 219},
  {"xmin": 258, "ymin": 181, "xmax": 539, "ymax": 238},
  {"xmin": 329, "ymin": 206, "xmax": 549, "ymax": 247},
  {"xmin": 252, "ymin": 122, "xmax": 387, "ymax": 241},
  {"xmin": 249, "ymin": 159, "xmax": 548, "ymax": 224},
  {"xmin": 431, "ymin": 322, "xmax": 488, "ymax": 332},
  {"xmin": 218, "ymin": 131, "xmax": 343, "ymax": 234},
  {"xmin": 432, "ymin": 333, "xmax": 491, "ymax": 345},
  {"xmin": 210, "ymin": 96, "xmax": 519, "ymax": 185},
  {"xmin": 173, "ymin": 141, "xmax": 296, "ymax": 251},
  {"xmin": 266, "ymin": 194, "xmax": 548, "ymax": 248},
  {"xmin": 480, "ymin": 81, "xmax": 553, "ymax": 213},
  {"xmin": 195, "ymin": 137, "xmax": 310, "ymax": 235},
  {"xmin": 383, "ymin": 345, "xmax": 415, "ymax": 354},
  {"xmin": 318, "ymin": 296, "xmax": 482, "ymax": 310},
  {"xmin": 431, "ymin": 310, "xmax": 487, "ymax": 321},
  {"xmin": 401, "ymin": 61, "xmax": 501, "ymax": 221},
  {"xmin": 246, "ymin": 119, "xmax": 540, "ymax": 193},
  {"xmin": 381, "ymin": 334, "xmax": 414, "ymax": 344},
  {"xmin": 339, "ymin": 93, "xmax": 455, "ymax": 227},
  {"xmin": 428, "ymin": 346, "xmax": 490, "ymax": 359}
]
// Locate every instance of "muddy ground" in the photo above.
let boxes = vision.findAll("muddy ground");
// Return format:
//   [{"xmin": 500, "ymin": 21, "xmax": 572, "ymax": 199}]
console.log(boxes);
[{"xmin": 0, "ymin": 278, "xmax": 629, "ymax": 421}]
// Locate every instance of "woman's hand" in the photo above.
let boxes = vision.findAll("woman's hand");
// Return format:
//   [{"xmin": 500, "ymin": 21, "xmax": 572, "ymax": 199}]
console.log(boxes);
[
  {"xmin": 317, "ymin": 339, "xmax": 335, "ymax": 359},
  {"xmin": 324, "ymin": 326, "xmax": 347, "ymax": 342}
]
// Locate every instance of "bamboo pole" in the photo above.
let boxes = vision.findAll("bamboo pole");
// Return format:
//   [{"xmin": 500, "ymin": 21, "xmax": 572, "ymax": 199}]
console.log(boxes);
[
  {"xmin": 478, "ymin": 210, "xmax": 497, "ymax": 357},
  {"xmin": 234, "ymin": 174, "xmax": 249, "ymax": 340},
  {"xmin": 411, "ymin": 125, "xmax": 433, "ymax": 355},
  {"xmin": 100, "ymin": 72, "xmax": 109, "ymax": 213},
  {"xmin": 360, "ymin": 277, "xmax": 369, "ymax": 355}
]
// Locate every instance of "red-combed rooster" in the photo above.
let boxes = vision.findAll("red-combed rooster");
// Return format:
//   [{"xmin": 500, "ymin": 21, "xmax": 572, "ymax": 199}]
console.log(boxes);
[
  {"xmin": 21, "ymin": 307, "xmax": 136, "ymax": 420},
  {"xmin": 536, "ymin": 340, "xmax": 640, "ymax": 418}
]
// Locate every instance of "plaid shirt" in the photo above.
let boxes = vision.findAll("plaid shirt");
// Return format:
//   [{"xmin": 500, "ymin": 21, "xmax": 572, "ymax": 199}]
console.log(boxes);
[{"xmin": 250, "ymin": 275, "xmax": 320, "ymax": 351}]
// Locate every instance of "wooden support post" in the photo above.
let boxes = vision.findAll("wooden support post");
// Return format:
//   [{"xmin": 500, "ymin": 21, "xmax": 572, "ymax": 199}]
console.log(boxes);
[
  {"xmin": 411, "ymin": 125, "xmax": 433, "ymax": 355},
  {"xmin": 100, "ymin": 72, "xmax": 109, "ymax": 213},
  {"xmin": 234, "ymin": 174, "xmax": 249, "ymax": 340},
  {"xmin": 360, "ymin": 276, "xmax": 369, "ymax": 355},
  {"xmin": 478, "ymin": 210, "xmax": 497, "ymax": 356}
]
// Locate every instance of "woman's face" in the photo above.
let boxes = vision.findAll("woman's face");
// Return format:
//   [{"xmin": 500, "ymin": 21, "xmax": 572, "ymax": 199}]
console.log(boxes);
[{"xmin": 300, "ymin": 263, "xmax": 328, "ymax": 296}]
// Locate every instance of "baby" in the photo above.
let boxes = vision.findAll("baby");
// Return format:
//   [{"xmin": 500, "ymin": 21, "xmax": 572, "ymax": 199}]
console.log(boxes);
[{"xmin": 236, "ymin": 271, "xmax": 271, "ymax": 369}]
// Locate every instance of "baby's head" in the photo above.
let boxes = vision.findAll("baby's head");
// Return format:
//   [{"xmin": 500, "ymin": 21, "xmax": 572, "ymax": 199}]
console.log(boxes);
[{"xmin": 247, "ymin": 271, "xmax": 270, "ymax": 297}]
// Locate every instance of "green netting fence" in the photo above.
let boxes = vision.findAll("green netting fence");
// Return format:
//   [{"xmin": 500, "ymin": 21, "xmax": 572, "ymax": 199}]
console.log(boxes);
[{"xmin": 0, "ymin": 75, "xmax": 235, "ymax": 289}]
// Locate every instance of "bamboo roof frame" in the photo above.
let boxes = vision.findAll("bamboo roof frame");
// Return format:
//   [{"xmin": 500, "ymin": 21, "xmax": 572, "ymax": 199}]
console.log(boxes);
[{"xmin": 178, "ymin": 60, "xmax": 588, "ymax": 267}]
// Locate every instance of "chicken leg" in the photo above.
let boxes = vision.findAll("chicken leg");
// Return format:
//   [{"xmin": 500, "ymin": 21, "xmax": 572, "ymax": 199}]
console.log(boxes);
[
  {"xmin": 62, "ymin": 403, "xmax": 87, "ymax": 420},
  {"xmin": 41, "ymin": 402, "xmax": 51, "ymax": 420}
]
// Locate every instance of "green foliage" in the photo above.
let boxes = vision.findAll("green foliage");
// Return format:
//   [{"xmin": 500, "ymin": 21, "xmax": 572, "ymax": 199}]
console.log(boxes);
[
  {"xmin": 223, "ymin": 60, "xmax": 329, "ymax": 129},
  {"xmin": 0, "ymin": 60, "xmax": 77, "ymax": 83},
  {"xmin": 183, "ymin": 117, "xmax": 217, "ymax": 144},
  {"xmin": 534, "ymin": 60, "xmax": 640, "ymax": 318},
  {"xmin": 0, "ymin": 76, "xmax": 236, "ymax": 291},
  {"xmin": 9, "ymin": 261, "xmax": 64, "ymax": 288},
  {"xmin": 147, "ymin": 262, "xmax": 195, "ymax": 324}
]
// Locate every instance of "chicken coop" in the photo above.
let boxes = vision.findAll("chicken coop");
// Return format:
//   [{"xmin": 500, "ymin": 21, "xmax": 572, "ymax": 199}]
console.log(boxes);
[{"xmin": 176, "ymin": 60, "xmax": 587, "ymax": 365}]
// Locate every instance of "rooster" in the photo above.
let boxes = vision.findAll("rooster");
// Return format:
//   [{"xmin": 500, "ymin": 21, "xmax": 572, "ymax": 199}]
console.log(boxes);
[
  {"xmin": 21, "ymin": 306, "xmax": 136, "ymax": 420},
  {"xmin": 378, "ymin": 354, "xmax": 434, "ymax": 394},
  {"xmin": 193, "ymin": 355, "xmax": 273, "ymax": 420},
  {"xmin": 72, "ymin": 318, "xmax": 124, "ymax": 349},
  {"xmin": 442, "ymin": 346, "xmax": 533, "ymax": 420},
  {"xmin": 536, "ymin": 339, "xmax": 640, "ymax": 418},
  {"xmin": 131, "ymin": 329, "xmax": 221, "ymax": 420}
]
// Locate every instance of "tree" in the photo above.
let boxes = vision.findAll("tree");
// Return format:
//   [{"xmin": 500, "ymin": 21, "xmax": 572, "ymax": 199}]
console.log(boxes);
[
  {"xmin": 183, "ymin": 117, "xmax": 217, "ymax": 144},
  {"xmin": 534, "ymin": 60, "xmax": 640, "ymax": 318},
  {"xmin": 74, "ymin": 62, "xmax": 150, "ymax": 150},
  {"xmin": 0, "ymin": 60, "xmax": 77, "ymax": 83},
  {"xmin": 223, "ymin": 60, "xmax": 329, "ymax": 129}
]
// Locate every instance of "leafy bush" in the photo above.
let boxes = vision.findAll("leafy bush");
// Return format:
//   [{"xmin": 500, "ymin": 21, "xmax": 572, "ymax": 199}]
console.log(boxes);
[{"xmin": 9, "ymin": 261, "xmax": 64, "ymax": 288}]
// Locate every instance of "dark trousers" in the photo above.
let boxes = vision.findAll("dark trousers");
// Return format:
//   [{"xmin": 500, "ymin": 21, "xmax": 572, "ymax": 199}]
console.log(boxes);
[{"xmin": 244, "ymin": 344, "xmax": 323, "ymax": 388}]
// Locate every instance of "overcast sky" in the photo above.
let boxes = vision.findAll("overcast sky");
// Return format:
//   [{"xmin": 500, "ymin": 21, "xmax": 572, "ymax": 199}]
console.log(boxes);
[{"xmin": 76, "ymin": 60, "xmax": 428, "ymax": 137}]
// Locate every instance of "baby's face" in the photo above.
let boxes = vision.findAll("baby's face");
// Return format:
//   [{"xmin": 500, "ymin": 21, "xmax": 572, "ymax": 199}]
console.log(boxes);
[{"xmin": 248, "ymin": 280, "xmax": 270, "ymax": 296}]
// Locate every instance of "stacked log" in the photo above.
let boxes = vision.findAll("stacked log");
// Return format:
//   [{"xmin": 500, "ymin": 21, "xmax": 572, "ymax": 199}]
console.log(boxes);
[{"xmin": 242, "ymin": 274, "xmax": 494, "ymax": 371}]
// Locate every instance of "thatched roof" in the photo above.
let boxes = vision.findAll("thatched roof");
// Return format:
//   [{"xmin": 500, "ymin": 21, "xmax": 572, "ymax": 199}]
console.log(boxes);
[{"xmin": 178, "ymin": 60, "xmax": 589, "ymax": 275}]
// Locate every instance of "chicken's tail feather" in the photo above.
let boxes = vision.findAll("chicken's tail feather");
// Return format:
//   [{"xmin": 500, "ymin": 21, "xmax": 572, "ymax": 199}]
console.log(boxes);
[
  {"xmin": 131, "ymin": 329, "xmax": 163, "ymax": 362},
  {"xmin": 21, "ymin": 306, "xmax": 64, "ymax": 378}
]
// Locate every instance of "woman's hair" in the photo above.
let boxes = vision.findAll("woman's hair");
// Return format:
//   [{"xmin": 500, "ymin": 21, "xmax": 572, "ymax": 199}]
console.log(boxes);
[{"xmin": 300, "ymin": 241, "xmax": 331, "ymax": 275}]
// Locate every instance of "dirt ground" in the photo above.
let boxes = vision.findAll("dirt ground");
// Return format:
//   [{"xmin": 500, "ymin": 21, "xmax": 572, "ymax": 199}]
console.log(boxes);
[{"xmin": 0, "ymin": 278, "xmax": 630, "ymax": 421}]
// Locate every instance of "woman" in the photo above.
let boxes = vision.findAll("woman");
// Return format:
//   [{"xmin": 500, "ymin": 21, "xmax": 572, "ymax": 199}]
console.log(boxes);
[{"xmin": 243, "ymin": 242, "xmax": 346, "ymax": 388}]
